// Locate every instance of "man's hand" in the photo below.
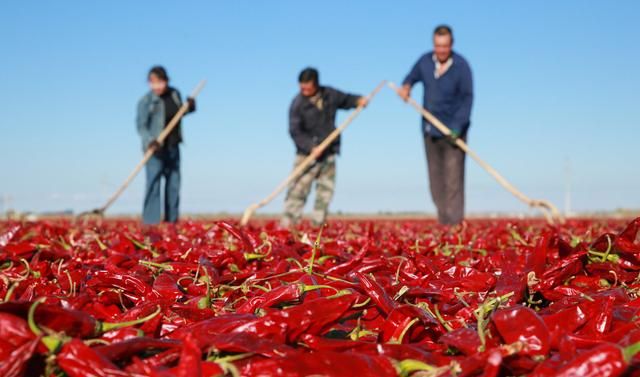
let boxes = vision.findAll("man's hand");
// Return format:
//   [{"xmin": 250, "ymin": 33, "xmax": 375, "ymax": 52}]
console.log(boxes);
[
  {"xmin": 187, "ymin": 97, "xmax": 196, "ymax": 112},
  {"xmin": 310, "ymin": 146, "xmax": 323, "ymax": 160},
  {"xmin": 399, "ymin": 84, "xmax": 411, "ymax": 102},
  {"xmin": 147, "ymin": 140, "xmax": 161, "ymax": 152},
  {"xmin": 357, "ymin": 96, "xmax": 369, "ymax": 108},
  {"xmin": 446, "ymin": 130, "xmax": 460, "ymax": 146}
]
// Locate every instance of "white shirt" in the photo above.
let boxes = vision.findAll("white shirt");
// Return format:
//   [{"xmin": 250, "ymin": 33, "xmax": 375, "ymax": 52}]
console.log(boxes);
[{"xmin": 433, "ymin": 53, "xmax": 454, "ymax": 79}]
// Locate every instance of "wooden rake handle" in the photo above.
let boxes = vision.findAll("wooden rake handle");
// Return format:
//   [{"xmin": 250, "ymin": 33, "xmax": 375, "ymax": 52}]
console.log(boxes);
[
  {"xmin": 387, "ymin": 81, "xmax": 563, "ymax": 224},
  {"xmin": 240, "ymin": 80, "xmax": 386, "ymax": 226}
]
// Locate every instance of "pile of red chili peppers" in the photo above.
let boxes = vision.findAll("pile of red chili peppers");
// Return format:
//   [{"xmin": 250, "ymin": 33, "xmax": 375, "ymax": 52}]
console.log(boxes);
[{"xmin": 1, "ymin": 217, "xmax": 640, "ymax": 376}]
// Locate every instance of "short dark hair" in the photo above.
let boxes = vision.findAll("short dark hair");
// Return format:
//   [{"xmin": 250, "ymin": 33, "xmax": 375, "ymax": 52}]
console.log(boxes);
[
  {"xmin": 433, "ymin": 25, "xmax": 454, "ymax": 43},
  {"xmin": 298, "ymin": 67, "xmax": 319, "ymax": 86},
  {"xmin": 148, "ymin": 65, "xmax": 169, "ymax": 82}
]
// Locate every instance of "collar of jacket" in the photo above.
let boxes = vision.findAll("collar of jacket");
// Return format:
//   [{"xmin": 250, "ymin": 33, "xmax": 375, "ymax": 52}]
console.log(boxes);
[
  {"xmin": 146, "ymin": 87, "xmax": 179, "ymax": 103},
  {"xmin": 432, "ymin": 53, "xmax": 454, "ymax": 79}
]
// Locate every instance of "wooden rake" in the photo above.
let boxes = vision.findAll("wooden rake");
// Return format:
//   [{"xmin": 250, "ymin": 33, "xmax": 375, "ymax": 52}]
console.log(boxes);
[{"xmin": 387, "ymin": 81, "xmax": 563, "ymax": 224}]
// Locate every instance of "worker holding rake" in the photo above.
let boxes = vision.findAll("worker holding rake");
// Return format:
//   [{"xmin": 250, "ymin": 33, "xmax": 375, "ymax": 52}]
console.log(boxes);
[
  {"xmin": 281, "ymin": 68, "xmax": 368, "ymax": 228},
  {"xmin": 399, "ymin": 25, "xmax": 473, "ymax": 225},
  {"xmin": 136, "ymin": 66, "xmax": 196, "ymax": 224}
]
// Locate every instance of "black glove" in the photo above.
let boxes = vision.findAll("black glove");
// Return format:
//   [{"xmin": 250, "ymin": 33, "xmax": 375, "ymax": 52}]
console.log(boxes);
[
  {"xmin": 187, "ymin": 97, "xmax": 196, "ymax": 112},
  {"xmin": 147, "ymin": 140, "xmax": 161, "ymax": 152},
  {"xmin": 446, "ymin": 130, "xmax": 460, "ymax": 146}
]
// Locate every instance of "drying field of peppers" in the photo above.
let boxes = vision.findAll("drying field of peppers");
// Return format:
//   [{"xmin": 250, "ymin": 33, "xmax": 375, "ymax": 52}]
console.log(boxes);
[{"xmin": 1, "ymin": 218, "xmax": 640, "ymax": 376}]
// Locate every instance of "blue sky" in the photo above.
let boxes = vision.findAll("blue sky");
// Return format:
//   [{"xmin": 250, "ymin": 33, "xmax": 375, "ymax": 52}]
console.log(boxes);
[{"xmin": 1, "ymin": 1, "xmax": 638, "ymax": 216}]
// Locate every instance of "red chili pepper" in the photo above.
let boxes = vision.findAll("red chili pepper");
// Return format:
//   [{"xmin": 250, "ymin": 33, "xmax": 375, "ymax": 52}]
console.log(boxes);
[
  {"xmin": 87, "ymin": 271, "xmax": 159, "ymax": 301},
  {"xmin": 494, "ymin": 270, "xmax": 527, "ymax": 305},
  {"xmin": 204, "ymin": 332, "xmax": 295, "ymax": 357},
  {"xmin": 241, "ymin": 351, "xmax": 398, "ymax": 377},
  {"xmin": 57, "ymin": 338, "xmax": 130, "ymax": 377},
  {"xmin": 541, "ymin": 303, "xmax": 588, "ymax": 348},
  {"xmin": 492, "ymin": 306, "xmax": 550, "ymax": 356},
  {"xmin": 526, "ymin": 232, "xmax": 552, "ymax": 276},
  {"xmin": 580, "ymin": 295, "xmax": 616, "ymax": 337},
  {"xmin": 0, "ymin": 337, "xmax": 39, "ymax": 377},
  {"xmin": 236, "ymin": 282, "xmax": 336, "ymax": 314},
  {"xmin": 380, "ymin": 304, "xmax": 442, "ymax": 343},
  {"xmin": 0, "ymin": 312, "xmax": 35, "ymax": 346},
  {"xmin": 553, "ymin": 341, "xmax": 640, "ymax": 377},
  {"xmin": 0, "ymin": 300, "xmax": 160, "ymax": 340},
  {"xmin": 479, "ymin": 348, "xmax": 503, "ymax": 377},
  {"xmin": 217, "ymin": 221, "xmax": 258, "ymax": 251},
  {"xmin": 299, "ymin": 333, "xmax": 364, "ymax": 352},
  {"xmin": 324, "ymin": 242, "xmax": 369, "ymax": 275},
  {"xmin": 95, "ymin": 338, "xmax": 181, "ymax": 363},
  {"xmin": 439, "ymin": 327, "xmax": 481, "ymax": 355},
  {"xmin": 233, "ymin": 294, "xmax": 357, "ymax": 343},
  {"xmin": 170, "ymin": 335, "xmax": 202, "ymax": 377},
  {"xmin": 352, "ymin": 271, "xmax": 397, "ymax": 315},
  {"xmin": 166, "ymin": 313, "xmax": 256, "ymax": 343}
]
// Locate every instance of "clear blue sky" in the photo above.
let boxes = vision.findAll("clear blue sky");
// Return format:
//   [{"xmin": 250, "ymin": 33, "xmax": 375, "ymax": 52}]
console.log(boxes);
[{"xmin": 1, "ymin": 1, "xmax": 638, "ymax": 215}]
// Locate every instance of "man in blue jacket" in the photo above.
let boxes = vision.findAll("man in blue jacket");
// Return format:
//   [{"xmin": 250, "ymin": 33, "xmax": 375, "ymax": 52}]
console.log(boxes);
[
  {"xmin": 136, "ymin": 66, "xmax": 195, "ymax": 225},
  {"xmin": 399, "ymin": 25, "xmax": 473, "ymax": 225}
]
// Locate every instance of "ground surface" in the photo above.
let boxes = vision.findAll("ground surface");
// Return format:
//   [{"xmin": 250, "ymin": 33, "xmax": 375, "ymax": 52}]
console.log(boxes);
[{"xmin": 0, "ymin": 218, "xmax": 639, "ymax": 376}]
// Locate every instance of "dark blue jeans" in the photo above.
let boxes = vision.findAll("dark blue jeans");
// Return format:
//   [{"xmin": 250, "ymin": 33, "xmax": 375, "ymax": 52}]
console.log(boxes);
[{"xmin": 143, "ymin": 145, "xmax": 180, "ymax": 224}]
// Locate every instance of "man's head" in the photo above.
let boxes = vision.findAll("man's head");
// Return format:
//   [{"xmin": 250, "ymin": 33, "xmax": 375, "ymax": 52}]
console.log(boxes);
[
  {"xmin": 148, "ymin": 66, "xmax": 169, "ymax": 96},
  {"xmin": 298, "ymin": 67, "xmax": 319, "ymax": 97},
  {"xmin": 433, "ymin": 25, "xmax": 454, "ymax": 63}
]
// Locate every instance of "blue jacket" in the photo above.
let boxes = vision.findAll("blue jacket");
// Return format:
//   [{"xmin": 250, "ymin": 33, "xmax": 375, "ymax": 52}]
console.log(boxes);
[
  {"xmin": 403, "ymin": 51, "xmax": 473, "ymax": 138},
  {"xmin": 136, "ymin": 87, "xmax": 188, "ymax": 150}
]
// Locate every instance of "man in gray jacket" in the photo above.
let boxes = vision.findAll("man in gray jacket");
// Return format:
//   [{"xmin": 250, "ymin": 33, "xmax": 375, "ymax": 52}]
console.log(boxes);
[
  {"xmin": 136, "ymin": 66, "xmax": 195, "ymax": 225},
  {"xmin": 282, "ymin": 68, "xmax": 367, "ymax": 227}
]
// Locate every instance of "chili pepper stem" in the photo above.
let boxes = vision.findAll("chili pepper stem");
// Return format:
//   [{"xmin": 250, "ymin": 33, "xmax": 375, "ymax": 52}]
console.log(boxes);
[
  {"xmin": 18, "ymin": 258, "xmax": 32, "ymax": 281},
  {"xmin": 352, "ymin": 297, "xmax": 371, "ymax": 308},
  {"xmin": 306, "ymin": 227, "xmax": 324, "ymax": 275},
  {"xmin": 28, "ymin": 298, "xmax": 63, "ymax": 352},
  {"xmin": 623, "ymin": 341, "xmax": 640, "ymax": 363},
  {"xmin": 312, "ymin": 272, "xmax": 357, "ymax": 285},
  {"xmin": 208, "ymin": 352, "xmax": 254, "ymax": 363},
  {"xmin": 138, "ymin": 260, "xmax": 174, "ymax": 271},
  {"xmin": 3, "ymin": 281, "xmax": 18, "ymax": 302},
  {"xmin": 100, "ymin": 305, "xmax": 161, "ymax": 333},
  {"xmin": 286, "ymin": 257, "xmax": 304, "ymax": 269},
  {"xmin": 348, "ymin": 321, "xmax": 377, "ymax": 341},
  {"xmin": 218, "ymin": 362, "xmax": 241, "ymax": 377},
  {"xmin": 300, "ymin": 284, "xmax": 339, "ymax": 294},
  {"xmin": 391, "ymin": 318, "xmax": 419, "ymax": 344},
  {"xmin": 396, "ymin": 359, "xmax": 435, "ymax": 377},
  {"xmin": 434, "ymin": 304, "xmax": 454, "ymax": 332}
]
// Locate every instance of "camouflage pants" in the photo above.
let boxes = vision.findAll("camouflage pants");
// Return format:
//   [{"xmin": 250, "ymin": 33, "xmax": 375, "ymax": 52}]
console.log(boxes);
[{"xmin": 281, "ymin": 154, "xmax": 336, "ymax": 227}]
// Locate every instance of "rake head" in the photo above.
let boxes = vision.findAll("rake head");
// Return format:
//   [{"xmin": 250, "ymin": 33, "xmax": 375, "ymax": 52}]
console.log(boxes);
[{"xmin": 240, "ymin": 203, "xmax": 259, "ymax": 227}]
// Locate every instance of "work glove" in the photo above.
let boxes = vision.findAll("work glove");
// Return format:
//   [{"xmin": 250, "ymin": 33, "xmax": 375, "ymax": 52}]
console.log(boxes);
[
  {"xmin": 187, "ymin": 97, "xmax": 196, "ymax": 112},
  {"xmin": 447, "ymin": 130, "xmax": 460, "ymax": 146}
]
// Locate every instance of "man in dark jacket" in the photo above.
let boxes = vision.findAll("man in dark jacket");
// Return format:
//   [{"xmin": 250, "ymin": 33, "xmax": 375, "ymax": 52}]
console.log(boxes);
[
  {"xmin": 281, "ymin": 67, "xmax": 367, "ymax": 227},
  {"xmin": 136, "ymin": 66, "xmax": 195, "ymax": 225},
  {"xmin": 399, "ymin": 25, "xmax": 473, "ymax": 225}
]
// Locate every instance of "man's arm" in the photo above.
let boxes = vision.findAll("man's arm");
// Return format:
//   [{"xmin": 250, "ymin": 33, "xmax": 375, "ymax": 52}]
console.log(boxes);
[
  {"xmin": 173, "ymin": 89, "xmax": 196, "ymax": 114},
  {"xmin": 399, "ymin": 55, "xmax": 425, "ymax": 100},
  {"xmin": 289, "ymin": 101, "xmax": 313, "ymax": 155},
  {"xmin": 333, "ymin": 88, "xmax": 364, "ymax": 110},
  {"xmin": 448, "ymin": 62, "xmax": 473, "ymax": 136}
]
